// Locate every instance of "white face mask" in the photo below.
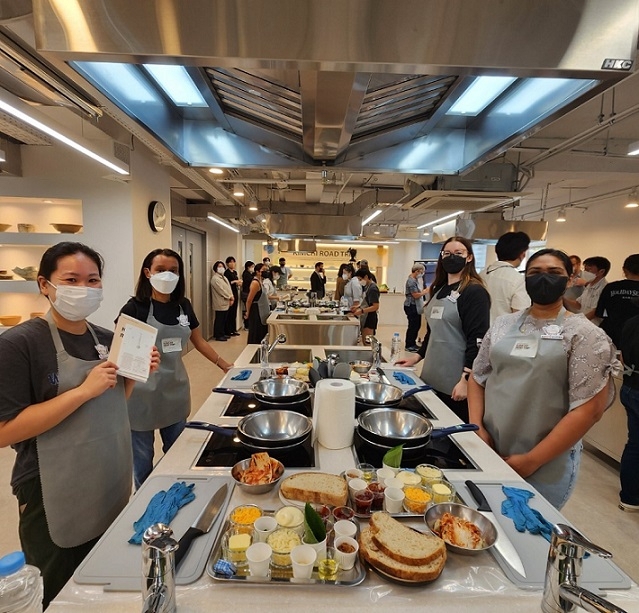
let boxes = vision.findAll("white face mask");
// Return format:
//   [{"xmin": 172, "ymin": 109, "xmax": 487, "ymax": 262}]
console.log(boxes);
[
  {"xmin": 273, "ymin": 274, "xmax": 280, "ymax": 281},
  {"xmin": 342, "ymin": 273, "xmax": 350, "ymax": 281},
  {"xmin": 149, "ymin": 271, "xmax": 179, "ymax": 295},
  {"xmin": 216, "ymin": 267, "xmax": 225, "ymax": 274},
  {"xmin": 581, "ymin": 270, "xmax": 596, "ymax": 282},
  {"xmin": 48, "ymin": 282, "xmax": 103, "ymax": 321}
]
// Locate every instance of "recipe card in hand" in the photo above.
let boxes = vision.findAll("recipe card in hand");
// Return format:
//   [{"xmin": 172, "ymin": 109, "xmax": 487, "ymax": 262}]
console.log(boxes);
[{"xmin": 109, "ymin": 314, "xmax": 158, "ymax": 382}]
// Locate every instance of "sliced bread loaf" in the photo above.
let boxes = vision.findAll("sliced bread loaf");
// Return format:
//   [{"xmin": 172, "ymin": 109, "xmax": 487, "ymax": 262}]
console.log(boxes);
[
  {"xmin": 279, "ymin": 472, "xmax": 348, "ymax": 507},
  {"xmin": 359, "ymin": 527, "xmax": 446, "ymax": 582},
  {"xmin": 369, "ymin": 512, "xmax": 446, "ymax": 566}
]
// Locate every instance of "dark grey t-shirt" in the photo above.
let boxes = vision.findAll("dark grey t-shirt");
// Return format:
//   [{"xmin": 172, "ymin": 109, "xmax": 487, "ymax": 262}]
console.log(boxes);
[{"xmin": 0, "ymin": 318, "xmax": 113, "ymax": 492}]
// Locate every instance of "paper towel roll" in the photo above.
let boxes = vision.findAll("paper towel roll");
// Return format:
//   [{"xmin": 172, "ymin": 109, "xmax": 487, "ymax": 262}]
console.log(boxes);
[{"xmin": 315, "ymin": 379, "xmax": 356, "ymax": 449}]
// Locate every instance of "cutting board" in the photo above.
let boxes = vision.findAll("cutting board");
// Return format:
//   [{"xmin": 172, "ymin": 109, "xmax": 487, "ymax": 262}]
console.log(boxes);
[
  {"xmin": 74, "ymin": 475, "xmax": 234, "ymax": 591},
  {"xmin": 451, "ymin": 480, "xmax": 631, "ymax": 592},
  {"xmin": 219, "ymin": 367, "xmax": 263, "ymax": 389}
]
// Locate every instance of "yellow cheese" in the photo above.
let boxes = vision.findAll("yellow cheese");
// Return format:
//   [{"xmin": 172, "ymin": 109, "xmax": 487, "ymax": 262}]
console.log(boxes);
[
  {"xmin": 228, "ymin": 532, "xmax": 251, "ymax": 552},
  {"xmin": 432, "ymin": 483, "xmax": 451, "ymax": 496}
]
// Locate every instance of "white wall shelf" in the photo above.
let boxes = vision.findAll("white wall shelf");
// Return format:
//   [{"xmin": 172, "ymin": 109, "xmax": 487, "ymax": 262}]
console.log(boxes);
[
  {"xmin": 0, "ymin": 232, "xmax": 82, "ymax": 246},
  {"xmin": 0, "ymin": 280, "xmax": 40, "ymax": 294}
]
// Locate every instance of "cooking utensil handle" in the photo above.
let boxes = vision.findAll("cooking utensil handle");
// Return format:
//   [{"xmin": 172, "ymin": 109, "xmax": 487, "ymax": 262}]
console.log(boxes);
[
  {"xmin": 174, "ymin": 526, "xmax": 204, "ymax": 568},
  {"xmin": 430, "ymin": 423, "xmax": 479, "ymax": 439},
  {"xmin": 212, "ymin": 387, "xmax": 253, "ymax": 398},
  {"xmin": 184, "ymin": 421, "xmax": 235, "ymax": 435},
  {"xmin": 377, "ymin": 367, "xmax": 391, "ymax": 386},
  {"xmin": 465, "ymin": 480, "xmax": 491, "ymax": 512},
  {"xmin": 401, "ymin": 384, "xmax": 432, "ymax": 398}
]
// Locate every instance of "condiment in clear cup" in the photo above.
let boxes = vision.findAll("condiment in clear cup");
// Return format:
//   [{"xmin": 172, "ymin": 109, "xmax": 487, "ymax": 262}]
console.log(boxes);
[
  {"xmin": 430, "ymin": 479, "xmax": 456, "ymax": 504},
  {"xmin": 415, "ymin": 463, "xmax": 443, "ymax": 485},
  {"xmin": 367, "ymin": 481, "xmax": 386, "ymax": 511},
  {"xmin": 221, "ymin": 529, "xmax": 252, "ymax": 567},
  {"xmin": 397, "ymin": 470, "xmax": 422, "ymax": 487},
  {"xmin": 356, "ymin": 463, "xmax": 376, "ymax": 482},
  {"xmin": 229, "ymin": 504, "xmax": 263, "ymax": 534},
  {"xmin": 267, "ymin": 528, "xmax": 301, "ymax": 568},
  {"xmin": 353, "ymin": 489, "xmax": 374, "ymax": 514},
  {"xmin": 332, "ymin": 506, "xmax": 355, "ymax": 521},
  {"xmin": 403, "ymin": 484, "xmax": 433, "ymax": 514},
  {"xmin": 275, "ymin": 505, "xmax": 305, "ymax": 535},
  {"xmin": 317, "ymin": 546, "xmax": 339, "ymax": 581}
]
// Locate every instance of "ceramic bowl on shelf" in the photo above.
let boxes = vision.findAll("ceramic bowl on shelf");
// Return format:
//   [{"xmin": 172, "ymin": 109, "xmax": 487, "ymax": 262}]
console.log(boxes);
[
  {"xmin": 17, "ymin": 224, "xmax": 35, "ymax": 233},
  {"xmin": 0, "ymin": 315, "xmax": 22, "ymax": 326},
  {"xmin": 51, "ymin": 223, "xmax": 83, "ymax": 234},
  {"xmin": 12, "ymin": 266, "xmax": 38, "ymax": 281},
  {"xmin": 0, "ymin": 224, "xmax": 10, "ymax": 232}
]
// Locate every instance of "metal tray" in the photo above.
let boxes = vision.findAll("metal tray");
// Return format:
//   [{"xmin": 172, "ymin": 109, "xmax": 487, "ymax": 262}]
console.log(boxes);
[{"xmin": 206, "ymin": 515, "xmax": 366, "ymax": 586}]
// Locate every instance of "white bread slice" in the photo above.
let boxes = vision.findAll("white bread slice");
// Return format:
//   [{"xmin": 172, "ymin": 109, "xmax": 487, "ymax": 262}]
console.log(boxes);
[
  {"xmin": 369, "ymin": 512, "xmax": 446, "ymax": 566},
  {"xmin": 359, "ymin": 527, "xmax": 446, "ymax": 582},
  {"xmin": 279, "ymin": 472, "xmax": 348, "ymax": 507}
]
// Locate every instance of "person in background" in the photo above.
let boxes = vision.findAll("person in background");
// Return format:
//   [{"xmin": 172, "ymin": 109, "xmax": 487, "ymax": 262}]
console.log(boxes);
[
  {"xmin": 310, "ymin": 261, "xmax": 326, "ymax": 299},
  {"xmin": 119, "ymin": 248, "xmax": 232, "ymax": 489},
  {"xmin": 0, "ymin": 242, "xmax": 159, "ymax": 607},
  {"xmin": 241, "ymin": 260, "xmax": 255, "ymax": 330},
  {"xmin": 358, "ymin": 258, "xmax": 377, "ymax": 283},
  {"xmin": 480, "ymin": 231, "xmax": 530, "ymax": 323},
  {"xmin": 618, "ymin": 313, "xmax": 639, "ymax": 512},
  {"xmin": 244, "ymin": 262, "xmax": 268, "ymax": 344},
  {"xmin": 342, "ymin": 263, "xmax": 362, "ymax": 308},
  {"xmin": 468, "ymin": 248, "xmax": 619, "ymax": 509},
  {"xmin": 266, "ymin": 266, "xmax": 281, "ymax": 307},
  {"xmin": 278, "ymin": 257, "xmax": 291, "ymax": 289},
  {"xmin": 262, "ymin": 256, "xmax": 271, "ymax": 268},
  {"xmin": 210, "ymin": 260, "xmax": 234, "ymax": 341},
  {"xmin": 397, "ymin": 236, "xmax": 490, "ymax": 423},
  {"xmin": 404, "ymin": 263, "xmax": 428, "ymax": 352},
  {"xmin": 352, "ymin": 268, "xmax": 380, "ymax": 340},
  {"xmin": 595, "ymin": 254, "xmax": 639, "ymax": 347},
  {"xmin": 334, "ymin": 263, "xmax": 348, "ymax": 301},
  {"xmin": 563, "ymin": 256, "xmax": 609, "ymax": 323},
  {"xmin": 564, "ymin": 254, "xmax": 586, "ymax": 301},
  {"xmin": 223, "ymin": 256, "xmax": 241, "ymax": 337}
]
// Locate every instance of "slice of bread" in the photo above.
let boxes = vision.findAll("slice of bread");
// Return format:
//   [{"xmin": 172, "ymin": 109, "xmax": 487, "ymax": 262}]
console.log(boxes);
[
  {"xmin": 359, "ymin": 527, "xmax": 446, "ymax": 582},
  {"xmin": 279, "ymin": 472, "xmax": 348, "ymax": 507},
  {"xmin": 369, "ymin": 512, "xmax": 446, "ymax": 566}
]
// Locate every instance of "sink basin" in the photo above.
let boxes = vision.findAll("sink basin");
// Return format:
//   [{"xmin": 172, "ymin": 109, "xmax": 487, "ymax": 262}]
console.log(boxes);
[
  {"xmin": 248, "ymin": 347, "xmax": 314, "ymax": 364},
  {"xmin": 316, "ymin": 314, "xmax": 351, "ymax": 321},
  {"xmin": 324, "ymin": 348, "xmax": 387, "ymax": 363},
  {"xmin": 276, "ymin": 314, "xmax": 309, "ymax": 321}
]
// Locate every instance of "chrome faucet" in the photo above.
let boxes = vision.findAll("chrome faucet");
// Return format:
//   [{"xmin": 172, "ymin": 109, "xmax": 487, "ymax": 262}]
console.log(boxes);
[
  {"xmin": 367, "ymin": 335, "xmax": 382, "ymax": 370},
  {"xmin": 260, "ymin": 333, "xmax": 287, "ymax": 373},
  {"xmin": 542, "ymin": 524, "xmax": 627, "ymax": 613},
  {"xmin": 268, "ymin": 333, "xmax": 287, "ymax": 355},
  {"xmin": 141, "ymin": 524, "xmax": 178, "ymax": 613}
]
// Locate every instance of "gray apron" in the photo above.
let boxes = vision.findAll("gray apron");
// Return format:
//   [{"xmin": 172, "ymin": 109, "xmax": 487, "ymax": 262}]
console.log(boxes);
[
  {"xmin": 421, "ymin": 287, "xmax": 466, "ymax": 395},
  {"xmin": 37, "ymin": 312, "xmax": 132, "ymax": 548},
  {"xmin": 483, "ymin": 308, "xmax": 579, "ymax": 503},
  {"xmin": 127, "ymin": 301, "xmax": 191, "ymax": 431}
]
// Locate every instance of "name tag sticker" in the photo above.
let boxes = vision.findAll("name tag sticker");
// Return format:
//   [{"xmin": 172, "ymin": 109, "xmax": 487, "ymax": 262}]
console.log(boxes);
[
  {"xmin": 541, "ymin": 324, "xmax": 564, "ymax": 340},
  {"xmin": 510, "ymin": 338, "xmax": 538, "ymax": 358},
  {"xmin": 162, "ymin": 337, "xmax": 182, "ymax": 353},
  {"xmin": 430, "ymin": 306, "xmax": 444, "ymax": 320}
]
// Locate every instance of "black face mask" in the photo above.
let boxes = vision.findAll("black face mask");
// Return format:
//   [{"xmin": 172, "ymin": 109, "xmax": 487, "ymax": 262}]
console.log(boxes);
[
  {"xmin": 441, "ymin": 254, "xmax": 467, "ymax": 274},
  {"xmin": 525, "ymin": 273, "xmax": 568, "ymax": 305}
]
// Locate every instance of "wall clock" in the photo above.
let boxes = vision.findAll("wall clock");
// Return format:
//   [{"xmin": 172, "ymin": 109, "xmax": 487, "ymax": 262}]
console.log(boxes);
[{"xmin": 148, "ymin": 200, "xmax": 166, "ymax": 232}]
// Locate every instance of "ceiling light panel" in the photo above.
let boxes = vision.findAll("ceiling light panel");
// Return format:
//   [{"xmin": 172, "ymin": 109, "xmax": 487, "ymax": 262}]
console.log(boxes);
[
  {"xmin": 446, "ymin": 76, "xmax": 517, "ymax": 116},
  {"xmin": 143, "ymin": 65, "xmax": 208, "ymax": 107}
]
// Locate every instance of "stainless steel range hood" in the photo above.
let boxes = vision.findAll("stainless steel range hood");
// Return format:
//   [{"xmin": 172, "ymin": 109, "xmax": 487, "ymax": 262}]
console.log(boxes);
[
  {"xmin": 457, "ymin": 215, "xmax": 549, "ymax": 243},
  {"xmin": 267, "ymin": 214, "xmax": 361, "ymax": 240}
]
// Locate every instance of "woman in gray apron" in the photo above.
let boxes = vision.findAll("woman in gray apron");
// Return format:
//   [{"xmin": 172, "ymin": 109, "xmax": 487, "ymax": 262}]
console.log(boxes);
[
  {"xmin": 397, "ymin": 237, "xmax": 490, "ymax": 422},
  {"xmin": 0, "ymin": 242, "xmax": 159, "ymax": 608},
  {"xmin": 469, "ymin": 249, "xmax": 620, "ymax": 509},
  {"xmin": 244, "ymin": 262, "xmax": 269, "ymax": 344},
  {"xmin": 119, "ymin": 249, "xmax": 233, "ymax": 489}
]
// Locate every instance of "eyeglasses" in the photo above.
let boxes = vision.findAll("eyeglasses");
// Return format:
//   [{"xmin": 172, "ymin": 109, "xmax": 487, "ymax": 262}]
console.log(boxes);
[{"xmin": 440, "ymin": 250, "xmax": 468, "ymax": 258}]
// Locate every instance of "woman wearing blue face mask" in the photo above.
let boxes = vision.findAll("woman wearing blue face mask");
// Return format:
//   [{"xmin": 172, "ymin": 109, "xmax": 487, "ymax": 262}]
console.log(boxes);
[
  {"xmin": 118, "ymin": 248, "xmax": 233, "ymax": 489},
  {"xmin": 0, "ymin": 242, "xmax": 160, "ymax": 607},
  {"xmin": 468, "ymin": 248, "xmax": 621, "ymax": 509}
]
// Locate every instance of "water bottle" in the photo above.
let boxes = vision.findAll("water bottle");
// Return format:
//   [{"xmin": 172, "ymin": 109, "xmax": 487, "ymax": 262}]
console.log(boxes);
[
  {"xmin": 339, "ymin": 296, "xmax": 349, "ymax": 314},
  {"xmin": 0, "ymin": 552, "xmax": 43, "ymax": 613},
  {"xmin": 390, "ymin": 333, "xmax": 402, "ymax": 365}
]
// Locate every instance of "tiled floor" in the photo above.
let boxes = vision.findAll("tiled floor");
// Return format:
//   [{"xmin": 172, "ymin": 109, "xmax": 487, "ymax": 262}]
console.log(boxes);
[{"xmin": 1, "ymin": 325, "xmax": 637, "ymax": 586}]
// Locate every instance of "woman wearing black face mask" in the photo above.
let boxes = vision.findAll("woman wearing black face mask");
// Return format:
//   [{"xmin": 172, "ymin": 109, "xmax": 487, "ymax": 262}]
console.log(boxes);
[
  {"xmin": 397, "ymin": 236, "xmax": 490, "ymax": 422},
  {"xmin": 468, "ymin": 249, "xmax": 620, "ymax": 509}
]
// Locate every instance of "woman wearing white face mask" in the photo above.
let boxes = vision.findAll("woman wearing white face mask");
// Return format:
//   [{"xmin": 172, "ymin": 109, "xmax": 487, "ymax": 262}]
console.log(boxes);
[
  {"xmin": 210, "ymin": 260, "xmax": 234, "ymax": 341},
  {"xmin": 342, "ymin": 263, "xmax": 362, "ymax": 308},
  {"xmin": 0, "ymin": 242, "xmax": 160, "ymax": 608},
  {"xmin": 118, "ymin": 249, "xmax": 233, "ymax": 489}
]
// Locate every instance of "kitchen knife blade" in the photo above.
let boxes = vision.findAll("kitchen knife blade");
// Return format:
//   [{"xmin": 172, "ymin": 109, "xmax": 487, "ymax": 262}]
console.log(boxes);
[
  {"xmin": 174, "ymin": 482, "xmax": 228, "ymax": 568},
  {"xmin": 465, "ymin": 480, "xmax": 527, "ymax": 578}
]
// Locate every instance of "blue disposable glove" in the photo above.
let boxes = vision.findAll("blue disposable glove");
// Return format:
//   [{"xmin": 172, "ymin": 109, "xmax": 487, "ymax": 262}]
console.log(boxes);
[
  {"xmin": 501, "ymin": 485, "xmax": 554, "ymax": 543},
  {"xmin": 129, "ymin": 481, "xmax": 196, "ymax": 545},
  {"xmin": 393, "ymin": 371, "xmax": 415, "ymax": 386},
  {"xmin": 231, "ymin": 369, "xmax": 251, "ymax": 381}
]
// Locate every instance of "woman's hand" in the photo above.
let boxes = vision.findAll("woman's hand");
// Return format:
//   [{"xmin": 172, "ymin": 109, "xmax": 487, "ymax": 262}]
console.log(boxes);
[
  {"xmin": 450, "ymin": 378, "xmax": 468, "ymax": 401},
  {"xmin": 243, "ymin": 311, "xmax": 249, "ymax": 320},
  {"xmin": 395, "ymin": 353, "xmax": 420, "ymax": 367},
  {"xmin": 221, "ymin": 362, "xmax": 234, "ymax": 373},
  {"xmin": 503, "ymin": 453, "xmax": 539, "ymax": 478},
  {"xmin": 149, "ymin": 347, "xmax": 161, "ymax": 374},
  {"xmin": 82, "ymin": 361, "xmax": 119, "ymax": 398},
  {"xmin": 475, "ymin": 426, "xmax": 494, "ymax": 448}
]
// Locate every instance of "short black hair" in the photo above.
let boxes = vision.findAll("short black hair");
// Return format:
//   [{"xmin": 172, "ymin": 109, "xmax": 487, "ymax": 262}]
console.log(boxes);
[
  {"xmin": 623, "ymin": 254, "xmax": 639, "ymax": 275},
  {"xmin": 38, "ymin": 242, "xmax": 104, "ymax": 281},
  {"xmin": 213, "ymin": 260, "xmax": 225, "ymax": 271},
  {"xmin": 583, "ymin": 256, "xmax": 611, "ymax": 276},
  {"xmin": 279, "ymin": 257, "xmax": 286, "ymax": 263},
  {"xmin": 244, "ymin": 260, "xmax": 255, "ymax": 271},
  {"xmin": 315, "ymin": 261, "xmax": 324, "ymax": 269},
  {"xmin": 526, "ymin": 248, "xmax": 573, "ymax": 277},
  {"xmin": 225, "ymin": 256, "xmax": 235, "ymax": 265},
  {"xmin": 135, "ymin": 248, "xmax": 185, "ymax": 302},
  {"xmin": 355, "ymin": 268, "xmax": 371, "ymax": 279},
  {"xmin": 270, "ymin": 266, "xmax": 282, "ymax": 275},
  {"xmin": 495, "ymin": 231, "xmax": 530, "ymax": 261}
]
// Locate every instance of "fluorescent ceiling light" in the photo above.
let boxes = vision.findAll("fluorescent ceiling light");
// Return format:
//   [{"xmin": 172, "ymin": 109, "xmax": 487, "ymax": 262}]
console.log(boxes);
[
  {"xmin": 626, "ymin": 190, "xmax": 639, "ymax": 208},
  {"xmin": 143, "ymin": 64, "xmax": 208, "ymax": 107},
  {"xmin": 209, "ymin": 167, "xmax": 224, "ymax": 174},
  {"xmin": 0, "ymin": 90, "xmax": 129, "ymax": 175},
  {"xmin": 556, "ymin": 208, "xmax": 567, "ymax": 222},
  {"xmin": 362, "ymin": 209, "xmax": 383, "ymax": 226},
  {"xmin": 446, "ymin": 76, "xmax": 517, "ymax": 116},
  {"xmin": 74, "ymin": 62, "xmax": 157, "ymax": 104},
  {"xmin": 207, "ymin": 214, "xmax": 239, "ymax": 233},
  {"xmin": 233, "ymin": 184, "xmax": 245, "ymax": 197},
  {"xmin": 416, "ymin": 210, "xmax": 463, "ymax": 229},
  {"xmin": 628, "ymin": 142, "xmax": 639, "ymax": 156},
  {"xmin": 0, "ymin": 149, "xmax": 5, "ymax": 162}
]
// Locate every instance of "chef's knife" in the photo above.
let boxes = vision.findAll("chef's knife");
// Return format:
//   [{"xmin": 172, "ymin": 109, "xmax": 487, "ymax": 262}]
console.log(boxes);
[
  {"xmin": 174, "ymin": 483, "xmax": 228, "ymax": 568},
  {"xmin": 465, "ymin": 480, "xmax": 527, "ymax": 578}
]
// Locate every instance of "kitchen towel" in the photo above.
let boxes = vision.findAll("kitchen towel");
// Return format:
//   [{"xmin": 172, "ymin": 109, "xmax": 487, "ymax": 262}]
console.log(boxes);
[{"xmin": 314, "ymin": 378, "xmax": 356, "ymax": 449}]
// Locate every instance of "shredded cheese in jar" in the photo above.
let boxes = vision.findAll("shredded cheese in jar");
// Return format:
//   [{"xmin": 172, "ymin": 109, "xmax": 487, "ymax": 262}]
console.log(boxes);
[{"xmin": 230, "ymin": 505, "xmax": 263, "ymax": 529}]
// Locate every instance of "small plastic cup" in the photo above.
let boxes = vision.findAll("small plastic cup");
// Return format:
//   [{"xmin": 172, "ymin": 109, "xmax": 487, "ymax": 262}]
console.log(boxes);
[
  {"xmin": 290, "ymin": 544, "xmax": 317, "ymax": 579},
  {"xmin": 353, "ymin": 489, "xmax": 374, "ymax": 514},
  {"xmin": 333, "ymin": 519, "xmax": 357, "ymax": 539},
  {"xmin": 383, "ymin": 477, "xmax": 404, "ymax": 490},
  {"xmin": 246, "ymin": 542, "xmax": 272, "ymax": 577},
  {"xmin": 345, "ymin": 468, "xmax": 363, "ymax": 480},
  {"xmin": 382, "ymin": 462, "xmax": 400, "ymax": 475},
  {"xmin": 332, "ymin": 506, "xmax": 355, "ymax": 521},
  {"xmin": 317, "ymin": 546, "xmax": 339, "ymax": 581},
  {"xmin": 356, "ymin": 463, "xmax": 376, "ymax": 482},
  {"xmin": 253, "ymin": 515, "xmax": 278, "ymax": 543},
  {"xmin": 376, "ymin": 467, "xmax": 395, "ymax": 482},
  {"xmin": 311, "ymin": 504, "xmax": 332, "ymax": 525},
  {"xmin": 347, "ymin": 478, "xmax": 368, "ymax": 498},
  {"xmin": 383, "ymin": 487, "xmax": 405, "ymax": 514},
  {"xmin": 367, "ymin": 481, "xmax": 386, "ymax": 511},
  {"xmin": 334, "ymin": 536, "xmax": 359, "ymax": 571}
]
